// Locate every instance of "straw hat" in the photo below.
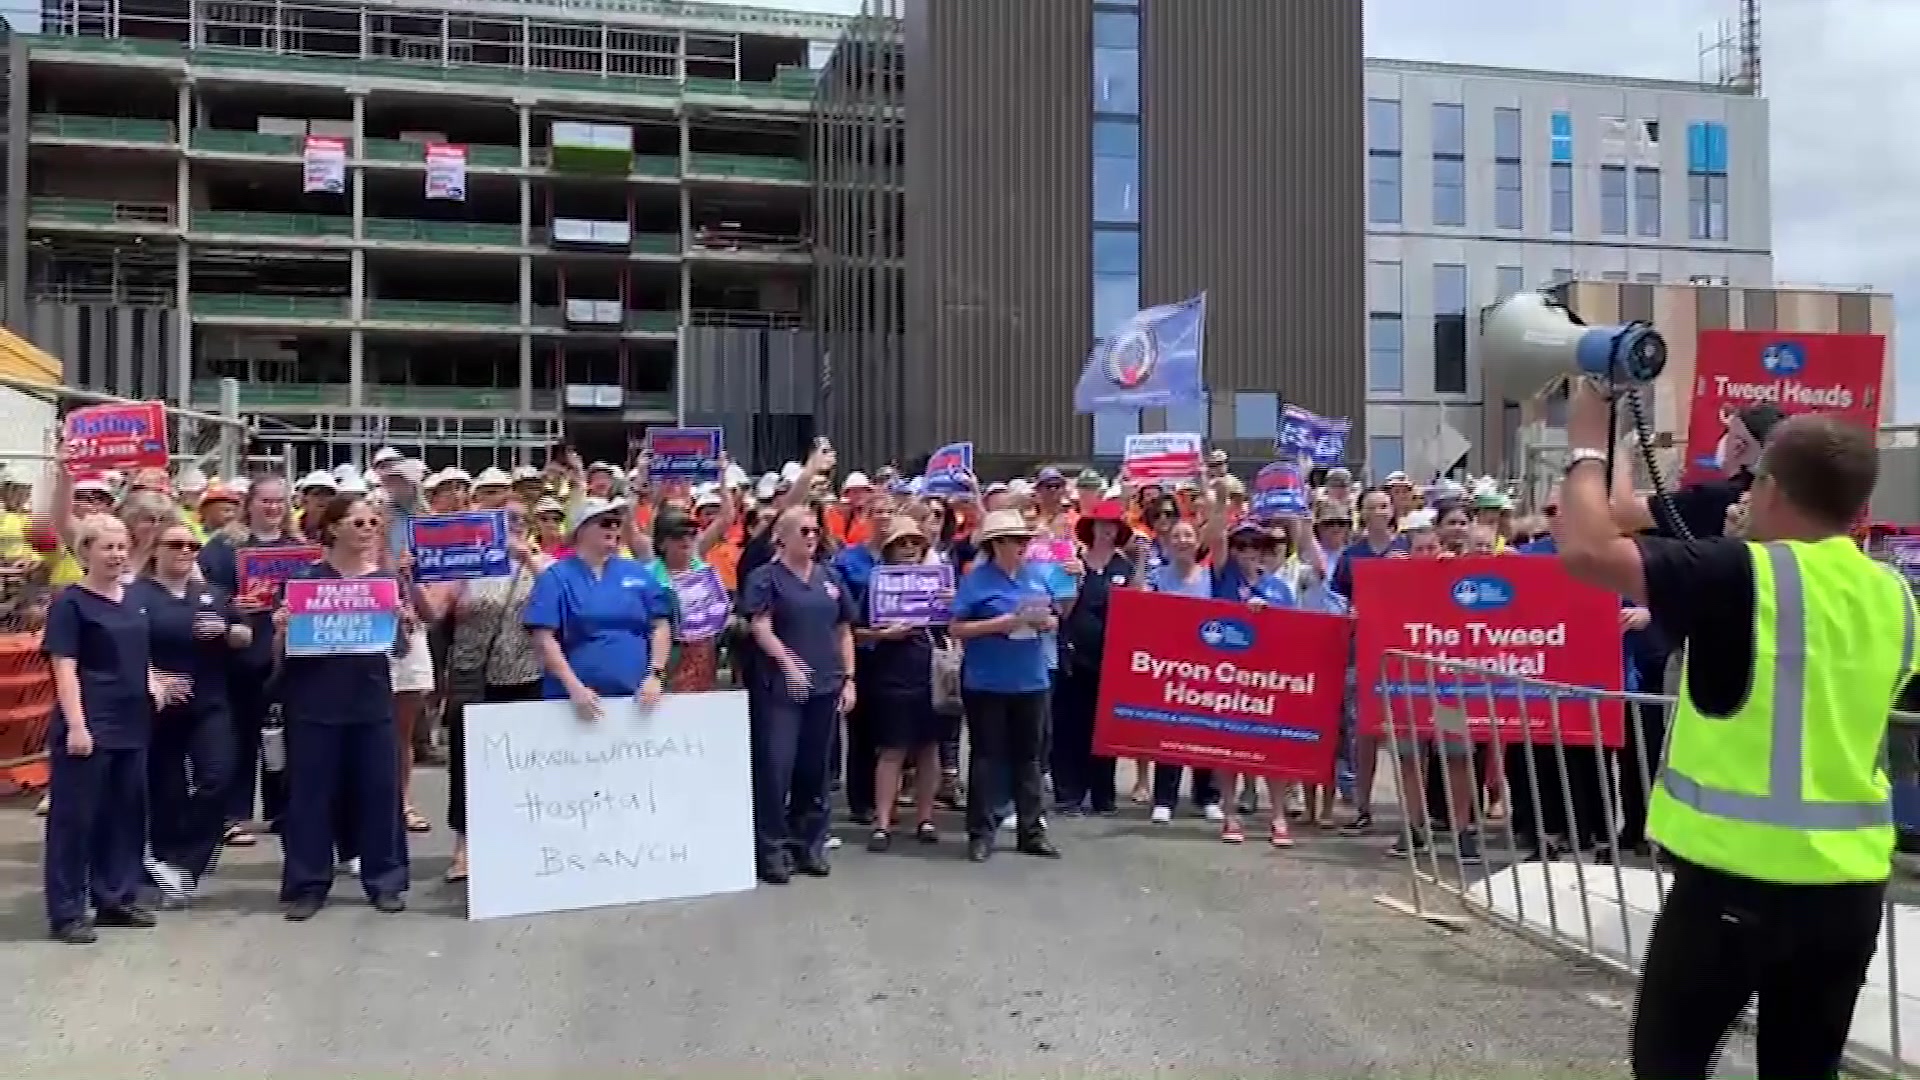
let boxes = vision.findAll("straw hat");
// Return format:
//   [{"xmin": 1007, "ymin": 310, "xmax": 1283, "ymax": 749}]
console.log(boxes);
[
  {"xmin": 975, "ymin": 508, "xmax": 1036, "ymax": 543},
  {"xmin": 881, "ymin": 516, "xmax": 928, "ymax": 551}
]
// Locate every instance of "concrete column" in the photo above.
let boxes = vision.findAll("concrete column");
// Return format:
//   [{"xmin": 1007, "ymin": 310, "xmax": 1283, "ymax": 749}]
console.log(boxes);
[
  {"xmin": 348, "ymin": 330, "xmax": 365, "ymax": 409},
  {"xmin": 173, "ymin": 244, "xmax": 191, "ymax": 409},
  {"xmin": 350, "ymin": 93, "xmax": 366, "ymax": 239},
  {"xmin": 518, "ymin": 103, "xmax": 532, "ymax": 246},
  {"xmin": 518, "ymin": 336, "xmax": 533, "ymax": 413},
  {"xmin": 175, "ymin": 80, "xmax": 192, "ymax": 231},
  {"xmin": 349, "ymin": 248, "xmax": 365, "ymax": 320},
  {"xmin": 518, "ymin": 253, "xmax": 532, "ymax": 327}
]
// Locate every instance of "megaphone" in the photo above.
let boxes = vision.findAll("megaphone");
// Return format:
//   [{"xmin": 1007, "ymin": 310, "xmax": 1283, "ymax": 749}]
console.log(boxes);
[{"xmin": 1479, "ymin": 290, "xmax": 1668, "ymax": 394}]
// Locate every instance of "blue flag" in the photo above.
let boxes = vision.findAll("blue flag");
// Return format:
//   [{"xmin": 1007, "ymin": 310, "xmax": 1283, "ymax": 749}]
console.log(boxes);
[
  {"xmin": 1074, "ymin": 293, "xmax": 1207, "ymax": 414},
  {"xmin": 1276, "ymin": 404, "xmax": 1352, "ymax": 466}
]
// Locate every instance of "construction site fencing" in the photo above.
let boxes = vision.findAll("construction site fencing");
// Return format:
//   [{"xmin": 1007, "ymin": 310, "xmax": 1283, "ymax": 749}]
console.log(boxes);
[
  {"xmin": 0, "ymin": 564, "xmax": 52, "ymax": 793},
  {"xmin": 1371, "ymin": 649, "xmax": 1920, "ymax": 1079}
]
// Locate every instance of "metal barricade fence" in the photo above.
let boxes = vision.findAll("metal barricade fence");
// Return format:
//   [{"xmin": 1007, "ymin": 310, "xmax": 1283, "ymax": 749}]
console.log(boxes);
[
  {"xmin": 0, "ymin": 564, "xmax": 52, "ymax": 792},
  {"xmin": 1371, "ymin": 648, "xmax": 1920, "ymax": 1080}
]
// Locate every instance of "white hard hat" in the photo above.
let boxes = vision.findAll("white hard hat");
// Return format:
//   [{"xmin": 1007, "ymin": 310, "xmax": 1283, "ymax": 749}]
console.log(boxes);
[
  {"xmin": 428, "ymin": 466, "xmax": 472, "ymax": 490},
  {"xmin": 841, "ymin": 471, "xmax": 872, "ymax": 493},
  {"xmin": 511, "ymin": 465, "xmax": 542, "ymax": 483},
  {"xmin": 780, "ymin": 461, "xmax": 803, "ymax": 484},
  {"xmin": 228, "ymin": 476, "xmax": 251, "ymax": 496},
  {"xmin": 586, "ymin": 460, "xmax": 618, "ymax": 477},
  {"xmin": 473, "ymin": 467, "xmax": 512, "ymax": 490},
  {"xmin": 393, "ymin": 458, "xmax": 427, "ymax": 485},
  {"xmin": 694, "ymin": 486, "xmax": 724, "ymax": 510},
  {"xmin": 755, "ymin": 472, "xmax": 780, "ymax": 501},
  {"xmin": 175, "ymin": 464, "xmax": 209, "ymax": 494},
  {"xmin": 337, "ymin": 473, "xmax": 369, "ymax": 495},
  {"xmin": 567, "ymin": 496, "xmax": 629, "ymax": 537},
  {"xmin": 298, "ymin": 470, "xmax": 338, "ymax": 493},
  {"xmin": 371, "ymin": 446, "xmax": 403, "ymax": 468},
  {"xmin": 725, "ymin": 462, "xmax": 750, "ymax": 489}
]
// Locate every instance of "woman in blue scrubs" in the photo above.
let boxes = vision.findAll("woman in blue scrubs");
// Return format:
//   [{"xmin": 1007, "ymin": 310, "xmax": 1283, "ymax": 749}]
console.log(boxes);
[
  {"xmin": 273, "ymin": 494, "xmax": 415, "ymax": 921},
  {"xmin": 42, "ymin": 514, "xmax": 185, "ymax": 943},
  {"xmin": 950, "ymin": 509, "xmax": 1061, "ymax": 864},
  {"xmin": 742, "ymin": 505, "xmax": 857, "ymax": 883},
  {"xmin": 523, "ymin": 497, "xmax": 673, "ymax": 719},
  {"xmin": 138, "ymin": 518, "xmax": 250, "ymax": 904}
]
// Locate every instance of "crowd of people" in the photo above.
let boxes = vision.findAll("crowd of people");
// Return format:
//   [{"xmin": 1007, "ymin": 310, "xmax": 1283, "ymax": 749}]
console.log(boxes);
[{"xmin": 0, "ymin": 416, "xmax": 1791, "ymax": 942}]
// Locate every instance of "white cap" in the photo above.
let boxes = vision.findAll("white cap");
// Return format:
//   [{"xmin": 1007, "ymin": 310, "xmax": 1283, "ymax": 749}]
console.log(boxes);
[
  {"xmin": 298, "ymin": 470, "xmax": 338, "ymax": 493},
  {"xmin": 586, "ymin": 460, "xmax": 618, "ymax": 477},
  {"xmin": 175, "ymin": 465, "xmax": 209, "ymax": 494},
  {"xmin": 725, "ymin": 462, "xmax": 750, "ymax": 489},
  {"xmin": 73, "ymin": 476, "xmax": 114, "ymax": 496},
  {"xmin": 755, "ymin": 472, "xmax": 780, "ymax": 501},
  {"xmin": 841, "ymin": 471, "xmax": 872, "ymax": 493},
  {"xmin": 371, "ymin": 447, "xmax": 403, "ymax": 468},
  {"xmin": 428, "ymin": 466, "xmax": 472, "ymax": 490},
  {"xmin": 473, "ymin": 467, "xmax": 512, "ymax": 490},
  {"xmin": 511, "ymin": 465, "xmax": 542, "ymax": 483},
  {"xmin": 780, "ymin": 461, "xmax": 803, "ymax": 484},
  {"xmin": 567, "ymin": 496, "xmax": 629, "ymax": 537},
  {"xmin": 337, "ymin": 473, "xmax": 368, "ymax": 495}
]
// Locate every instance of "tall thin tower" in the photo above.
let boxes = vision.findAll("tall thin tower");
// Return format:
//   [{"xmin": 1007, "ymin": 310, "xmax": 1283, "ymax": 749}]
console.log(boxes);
[{"xmin": 1736, "ymin": 0, "xmax": 1761, "ymax": 95}]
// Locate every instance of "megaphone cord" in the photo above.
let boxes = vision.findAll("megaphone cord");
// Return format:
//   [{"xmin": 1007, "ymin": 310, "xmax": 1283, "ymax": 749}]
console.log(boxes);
[{"xmin": 1618, "ymin": 383, "xmax": 1694, "ymax": 543}]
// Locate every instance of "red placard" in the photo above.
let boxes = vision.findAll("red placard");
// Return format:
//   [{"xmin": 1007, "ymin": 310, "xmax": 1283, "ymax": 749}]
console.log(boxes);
[
  {"xmin": 236, "ymin": 545, "xmax": 324, "ymax": 605},
  {"xmin": 1352, "ymin": 554, "xmax": 1624, "ymax": 747},
  {"xmin": 63, "ymin": 401, "xmax": 169, "ymax": 473},
  {"xmin": 1092, "ymin": 589, "xmax": 1351, "ymax": 782},
  {"xmin": 1684, "ymin": 330, "xmax": 1884, "ymax": 485}
]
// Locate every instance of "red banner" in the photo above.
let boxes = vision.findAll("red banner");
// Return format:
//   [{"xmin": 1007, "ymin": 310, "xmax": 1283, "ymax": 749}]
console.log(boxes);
[
  {"xmin": 1685, "ymin": 330, "xmax": 1884, "ymax": 484},
  {"xmin": 63, "ymin": 401, "xmax": 169, "ymax": 473},
  {"xmin": 1092, "ymin": 589, "xmax": 1351, "ymax": 781},
  {"xmin": 236, "ymin": 545, "xmax": 324, "ymax": 605},
  {"xmin": 1352, "ymin": 554, "xmax": 1624, "ymax": 747}
]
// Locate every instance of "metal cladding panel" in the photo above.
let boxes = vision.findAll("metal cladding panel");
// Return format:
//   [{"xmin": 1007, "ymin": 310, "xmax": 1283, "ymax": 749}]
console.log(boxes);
[
  {"xmin": 22, "ymin": 301, "xmax": 177, "ymax": 400},
  {"xmin": 906, "ymin": 0, "xmax": 1092, "ymax": 464},
  {"xmin": 1139, "ymin": 0, "xmax": 1364, "ymax": 455}
]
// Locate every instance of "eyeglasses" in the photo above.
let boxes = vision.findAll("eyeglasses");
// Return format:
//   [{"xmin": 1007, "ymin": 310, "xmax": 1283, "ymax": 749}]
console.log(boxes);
[
  {"xmin": 344, "ymin": 517, "xmax": 382, "ymax": 530},
  {"xmin": 161, "ymin": 539, "xmax": 202, "ymax": 552}
]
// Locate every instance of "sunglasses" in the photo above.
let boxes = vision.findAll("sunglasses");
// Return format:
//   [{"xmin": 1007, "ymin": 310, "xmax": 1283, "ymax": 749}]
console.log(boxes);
[
  {"xmin": 590, "ymin": 516, "xmax": 623, "ymax": 530},
  {"xmin": 797, "ymin": 526, "xmax": 819, "ymax": 537},
  {"xmin": 161, "ymin": 538, "xmax": 203, "ymax": 552},
  {"xmin": 344, "ymin": 516, "xmax": 383, "ymax": 529}
]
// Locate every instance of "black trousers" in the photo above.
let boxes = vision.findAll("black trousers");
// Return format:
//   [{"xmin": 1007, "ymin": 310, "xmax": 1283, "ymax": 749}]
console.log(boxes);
[
  {"xmin": 964, "ymin": 689, "xmax": 1048, "ymax": 840},
  {"xmin": 1615, "ymin": 701, "xmax": 1670, "ymax": 849},
  {"xmin": 1049, "ymin": 663, "xmax": 1115, "ymax": 812},
  {"xmin": 445, "ymin": 680, "xmax": 543, "ymax": 836},
  {"xmin": 843, "ymin": 685, "xmax": 879, "ymax": 819},
  {"xmin": 1502, "ymin": 741, "xmax": 1612, "ymax": 850},
  {"xmin": 1632, "ymin": 857, "xmax": 1884, "ymax": 1080}
]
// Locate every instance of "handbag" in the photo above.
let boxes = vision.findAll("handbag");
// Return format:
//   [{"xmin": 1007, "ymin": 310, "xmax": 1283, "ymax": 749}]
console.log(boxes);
[{"xmin": 931, "ymin": 634, "xmax": 964, "ymax": 716}]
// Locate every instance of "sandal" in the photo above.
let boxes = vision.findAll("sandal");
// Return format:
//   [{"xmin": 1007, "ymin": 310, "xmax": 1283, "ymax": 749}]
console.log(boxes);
[
  {"xmin": 1270, "ymin": 820, "xmax": 1295, "ymax": 848},
  {"xmin": 224, "ymin": 823, "xmax": 258, "ymax": 847},
  {"xmin": 405, "ymin": 808, "xmax": 431, "ymax": 833},
  {"xmin": 916, "ymin": 821, "xmax": 939, "ymax": 844},
  {"xmin": 1221, "ymin": 821, "xmax": 1246, "ymax": 844},
  {"xmin": 867, "ymin": 828, "xmax": 892, "ymax": 853},
  {"xmin": 444, "ymin": 856, "xmax": 469, "ymax": 883}
]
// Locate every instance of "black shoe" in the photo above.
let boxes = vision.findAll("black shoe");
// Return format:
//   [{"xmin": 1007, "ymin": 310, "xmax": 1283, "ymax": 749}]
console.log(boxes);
[
  {"xmin": 756, "ymin": 861, "xmax": 791, "ymax": 885},
  {"xmin": 94, "ymin": 905, "xmax": 157, "ymax": 928},
  {"xmin": 51, "ymin": 919, "xmax": 96, "ymax": 944},
  {"xmin": 967, "ymin": 836, "xmax": 993, "ymax": 862},
  {"xmin": 1016, "ymin": 833, "xmax": 1061, "ymax": 859},
  {"xmin": 850, "ymin": 810, "xmax": 876, "ymax": 828},
  {"xmin": 794, "ymin": 851, "xmax": 831, "ymax": 877},
  {"xmin": 867, "ymin": 829, "xmax": 892, "ymax": 853},
  {"xmin": 1339, "ymin": 811, "xmax": 1374, "ymax": 835},
  {"xmin": 371, "ymin": 893, "xmax": 407, "ymax": 914},
  {"xmin": 283, "ymin": 898, "xmax": 324, "ymax": 922},
  {"xmin": 916, "ymin": 821, "xmax": 940, "ymax": 844},
  {"xmin": 1899, "ymin": 829, "xmax": 1920, "ymax": 855}
]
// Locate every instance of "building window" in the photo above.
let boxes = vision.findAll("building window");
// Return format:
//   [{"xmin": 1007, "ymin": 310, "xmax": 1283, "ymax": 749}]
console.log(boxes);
[
  {"xmin": 1165, "ymin": 394, "xmax": 1209, "ymax": 436},
  {"xmin": 1599, "ymin": 164, "xmax": 1628, "ymax": 235},
  {"xmin": 1092, "ymin": 119, "xmax": 1139, "ymax": 224},
  {"xmin": 1431, "ymin": 103, "xmax": 1465, "ymax": 227},
  {"xmin": 1495, "ymin": 265, "xmax": 1525, "ymax": 300},
  {"xmin": 1092, "ymin": 9, "xmax": 1137, "ymax": 48},
  {"xmin": 1367, "ymin": 98, "xmax": 1402, "ymax": 225},
  {"xmin": 1367, "ymin": 313, "xmax": 1404, "ymax": 394},
  {"xmin": 1093, "ymin": 227, "xmax": 1139, "ymax": 274},
  {"xmin": 1551, "ymin": 267, "xmax": 1574, "ymax": 283},
  {"xmin": 1369, "ymin": 435, "xmax": 1405, "ymax": 480},
  {"xmin": 1634, "ymin": 167, "xmax": 1661, "ymax": 237},
  {"xmin": 1493, "ymin": 107, "xmax": 1522, "ymax": 229},
  {"xmin": 1092, "ymin": 272, "xmax": 1140, "ymax": 339},
  {"xmin": 1093, "ymin": 409, "xmax": 1140, "ymax": 457},
  {"xmin": 1550, "ymin": 162, "xmax": 1573, "ymax": 233},
  {"xmin": 1233, "ymin": 392, "xmax": 1279, "ymax": 440},
  {"xmin": 1433, "ymin": 263, "xmax": 1468, "ymax": 395},
  {"xmin": 1601, "ymin": 270, "xmax": 1629, "ymax": 282},
  {"xmin": 1635, "ymin": 272, "xmax": 1662, "ymax": 283},
  {"xmin": 1093, "ymin": 33, "xmax": 1139, "ymax": 114},
  {"xmin": 1687, "ymin": 120, "xmax": 1729, "ymax": 240},
  {"xmin": 1549, "ymin": 110, "xmax": 1573, "ymax": 163}
]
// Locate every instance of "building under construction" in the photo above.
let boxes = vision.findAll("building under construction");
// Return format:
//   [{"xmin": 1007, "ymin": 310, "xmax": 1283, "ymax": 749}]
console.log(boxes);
[{"xmin": 10, "ymin": 0, "xmax": 837, "ymax": 473}]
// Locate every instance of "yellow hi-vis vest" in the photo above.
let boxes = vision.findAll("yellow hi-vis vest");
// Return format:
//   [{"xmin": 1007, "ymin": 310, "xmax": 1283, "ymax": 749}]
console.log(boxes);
[{"xmin": 1650, "ymin": 538, "xmax": 1920, "ymax": 885}]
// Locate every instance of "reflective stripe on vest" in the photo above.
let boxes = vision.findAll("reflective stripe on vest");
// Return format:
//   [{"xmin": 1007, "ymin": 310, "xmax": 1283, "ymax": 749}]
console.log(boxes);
[{"xmin": 1659, "ymin": 542, "xmax": 1915, "ymax": 831}]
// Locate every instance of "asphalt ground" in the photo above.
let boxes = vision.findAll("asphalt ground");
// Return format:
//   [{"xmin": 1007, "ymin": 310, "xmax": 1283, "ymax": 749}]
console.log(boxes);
[{"xmin": 0, "ymin": 764, "xmax": 1756, "ymax": 1079}]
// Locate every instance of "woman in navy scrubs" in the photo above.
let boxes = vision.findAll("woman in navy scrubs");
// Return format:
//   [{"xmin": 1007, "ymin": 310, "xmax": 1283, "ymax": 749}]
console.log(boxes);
[
  {"xmin": 197, "ymin": 473, "xmax": 302, "ymax": 844},
  {"xmin": 851, "ymin": 517, "xmax": 945, "ymax": 851},
  {"xmin": 273, "ymin": 494, "xmax": 415, "ymax": 921},
  {"xmin": 742, "ymin": 505, "xmax": 857, "ymax": 883},
  {"xmin": 138, "ymin": 518, "xmax": 250, "ymax": 903},
  {"xmin": 950, "ymin": 509, "xmax": 1062, "ymax": 864},
  {"xmin": 1052, "ymin": 499, "xmax": 1139, "ymax": 816},
  {"xmin": 41, "ymin": 514, "xmax": 186, "ymax": 943},
  {"xmin": 523, "ymin": 497, "xmax": 673, "ymax": 719}
]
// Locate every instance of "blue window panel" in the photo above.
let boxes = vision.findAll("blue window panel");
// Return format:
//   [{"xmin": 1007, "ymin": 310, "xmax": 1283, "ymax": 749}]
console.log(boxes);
[
  {"xmin": 1366, "ymin": 98, "xmax": 1402, "ymax": 152},
  {"xmin": 1093, "ymin": 228, "xmax": 1140, "ymax": 274},
  {"xmin": 1233, "ymin": 392, "xmax": 1279, "ymax": 440},
  {"xmin": 1495, "ymin": 265, "xmax": 1525, "ymax": 300},
  {"xmin": 1634, "ymin": 167, "xmax": 1661, "ymax": 237},
  {"xmin": 1093, "ymin": 10, "xmax": 1138, "ymax": 48},
  {"xmin": 1093, "ymin": 47, "xmax": 1139, "ymax": 115},
  {"xmin": 1092, "ymin": 409, "xmax": 1140, "ymax": 457},
  {"xmin": 1687, "ymin": 121, "xmax": 1710, "ymax": 172},
  {"xmin": 1599, "ymin": 164, "xmax": 1628, "ymax": 235},
  {"xmin": 1493, "ymin": 107, "xmax": 1522, "ymax": 161},
  {"xmin": 1430, "ymin": 103, "xmax": 1465, "ymax": 155},
  {"xmin": 1367, "ymin": 313, "xmax": 1404, "ymax": 394},
  {"xmin": 1093, "ymin": 272, "xmax": 1140, "ymax": 339},
  {"xmin": 1432, "ymin": 156, "xmax": 1466, "ymax": 227},
  {"xmin": 1165, "ymin": 393, "xmax": 1209, "ymax": 437},
  {"xmin": 1093, "ymin": 152, "xmax": 1139, "ymax": 224},
  {"xmin": 1493, "ymin": 160, "xmax": 1523, "ymax": 229},
  {"xmin": 1368, "ymin": 435, "xmax": 1406, "ymax": 481},
  {"xmin": 1550, "ymin": 111, "xmax": 1573, "ymax": 163},
  {"xmin": 1706, "ymin": 121, "xmax": 1729, "ymax": 174},
  {"xmin": 1549, "ymin": 162, "xmax": 1573, "ymax": 233},
  {"xmin": 1368, "ymin": 152, "xmax": 1402, "ymax": 225},
  {"xmin": 1092, "ymin": 117, "xmax": 1139, "ymax": 158}
]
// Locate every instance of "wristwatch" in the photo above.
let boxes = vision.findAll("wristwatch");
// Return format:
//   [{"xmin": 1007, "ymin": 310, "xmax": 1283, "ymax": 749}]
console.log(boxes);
[{"xmin": 1563, "ymin": 447, "xmax": 1609, "ymax": 474}]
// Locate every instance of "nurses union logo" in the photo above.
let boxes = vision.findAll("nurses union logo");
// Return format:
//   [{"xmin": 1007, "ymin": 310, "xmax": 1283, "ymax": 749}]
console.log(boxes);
[
  {"xmin": 1761, "ymin": 341, "xmax": 1806, "ymax": 378},
  {"xmin": 1198, "ymin": 618, "xmax": 1255, "ymax": 653},
  {"xmin": 1451, "ymin": 575, "xmax": 1514, "ymax": 611},
  {"xmin": 1105, "ymin": 324, "xmax": 1160, "ymax": 390}
]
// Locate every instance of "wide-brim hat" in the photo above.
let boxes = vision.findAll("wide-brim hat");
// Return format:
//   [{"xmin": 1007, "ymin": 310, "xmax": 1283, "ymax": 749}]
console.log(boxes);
[
  {"xmin": 1075, "ymin": 499, "xmax": 1132, "ymax": 546},
  {"xmin": 975, "ymin": 508, "xmax": 1036, "ymax": 544},
  {"xmin": 882, "ymin": 517, "xmax": 929, "ymax": 551}
]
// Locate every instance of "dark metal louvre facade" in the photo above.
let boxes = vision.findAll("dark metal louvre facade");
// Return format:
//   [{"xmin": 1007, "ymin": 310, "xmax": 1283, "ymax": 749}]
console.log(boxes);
[
  {"xmin": 1138, "ymin": 0, "xmax": 1364, "ymax": 457},
  {"xmin": 904, "ymin": 0, "xmax": 1092, "ymax": 470},
  {"xmin": 813, "ymin": 3, "xmax": 908, "ymax": 470}
]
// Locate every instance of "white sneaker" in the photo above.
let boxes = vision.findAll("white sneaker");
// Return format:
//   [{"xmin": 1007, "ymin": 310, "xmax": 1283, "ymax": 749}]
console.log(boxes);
[
  {"xmin": 1000, "ymin": 813, "xmax": 1019, "ymax": 832},
  {"xmin": 336, "ymin": 857, "xmax": 360, "ymax": 877},
  {"xmin": 1202, "ymin": 803, "xmax": 1226, "ymax": 823},
  {"xmin": 145, "ymin": 854, "xmax": 190, "ymax": 897},
  {"xmin": 825, "ymin": 835, "xmax": 843, "ymax": 850},
  {"xmin": 1285, "ymin": 788, "xmax": 1306, "ymax": 816},
  {"xmin": 1150, "ymin": 805, "xmax": 1173, "ymax": 824}
]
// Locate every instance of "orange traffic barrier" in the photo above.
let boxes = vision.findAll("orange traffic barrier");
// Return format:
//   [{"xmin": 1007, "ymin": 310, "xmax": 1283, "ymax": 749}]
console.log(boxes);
[{"xmin": 0, "ymin": 633, "xmax": 51, "ymax": 791}]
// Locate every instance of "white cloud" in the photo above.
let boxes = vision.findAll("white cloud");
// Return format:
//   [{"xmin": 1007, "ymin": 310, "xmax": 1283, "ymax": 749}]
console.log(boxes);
[{"xmin": 1367, "ymin": 0, "xmax": 1917, "ymax": 420}]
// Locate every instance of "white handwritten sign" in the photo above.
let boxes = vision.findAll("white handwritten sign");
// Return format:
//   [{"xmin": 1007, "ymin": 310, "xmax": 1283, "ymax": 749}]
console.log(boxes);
[{"xmin": 462, "ymin": 692, "xmax": 755, "ymax": 920}]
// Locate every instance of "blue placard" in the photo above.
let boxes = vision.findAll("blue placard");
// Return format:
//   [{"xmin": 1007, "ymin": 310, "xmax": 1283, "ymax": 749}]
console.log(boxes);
[
  {"xmin": 922, "ymin": 441, "xmax": 973, "ymax": 497},
  {"xmin": 409, "ymin": 510, "xmax": 511, "ymax": 583},
  {"xmin": 646, "ymin": 427, "xmax": 724, "ymax": 484},
  {"xmin": 1251, "ymin": 461, "xmax": 1310, "ymax": 519},
  {"xmin": 1275, "ymin": 405, "xmax": 1351, "ymax": 467}
]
